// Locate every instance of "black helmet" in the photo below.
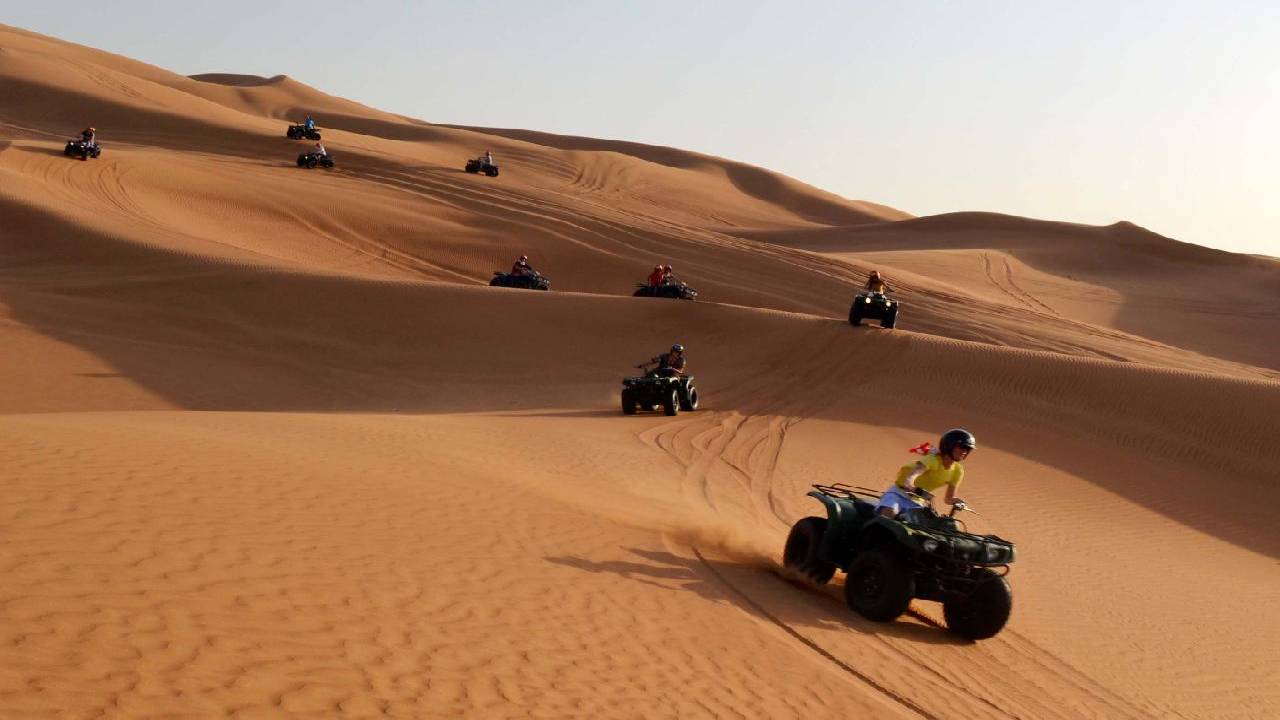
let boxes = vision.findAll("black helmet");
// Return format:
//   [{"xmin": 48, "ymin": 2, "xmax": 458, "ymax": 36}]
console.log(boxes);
[
  {"xmin": 671, "ymin": 343, "xmax": 684, "ymax": 353},
  {"xmin": 939, "ymin": 428, "xmax": 976, "ymax": 454}
]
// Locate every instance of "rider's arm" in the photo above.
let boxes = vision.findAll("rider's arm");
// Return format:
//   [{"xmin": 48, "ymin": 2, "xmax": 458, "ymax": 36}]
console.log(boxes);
[
  {"xmin": 900, "ymin": 462, "xmax": 926, "ymax": 490},
  {"xmin": 944, "ymin": 484, "xmax": 958, "ymax": 504}
]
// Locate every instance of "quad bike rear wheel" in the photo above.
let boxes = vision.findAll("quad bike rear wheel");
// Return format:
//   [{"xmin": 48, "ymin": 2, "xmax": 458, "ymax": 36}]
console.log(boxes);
[
  {"xmin": 621, "ymin": 388, "xmax": 638, "ymax": 415},
  {"xmin": 783, "ymin": 517, "xmax": 836, "ymax": 585}
]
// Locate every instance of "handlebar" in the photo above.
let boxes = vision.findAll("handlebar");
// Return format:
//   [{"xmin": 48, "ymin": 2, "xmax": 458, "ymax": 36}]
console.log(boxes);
[{"xmin": 912, "ymin": 491, "xmax": 977, "ymax": 519}]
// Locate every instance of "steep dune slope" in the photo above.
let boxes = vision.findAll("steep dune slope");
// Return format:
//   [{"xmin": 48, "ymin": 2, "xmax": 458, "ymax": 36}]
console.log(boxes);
[
  {"xmin": 4, "ymin": 23, "xmax": 1273, "ymax": 376},
  {"xmin": 3, "ymin": 23, "xmax": 1279, "ymax": 720}
]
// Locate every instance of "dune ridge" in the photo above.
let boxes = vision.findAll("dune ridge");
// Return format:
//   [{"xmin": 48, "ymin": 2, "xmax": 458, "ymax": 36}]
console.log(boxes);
[{"xmin": 2, "ymin": 23, "xmax": 1278, "ymax": 719}]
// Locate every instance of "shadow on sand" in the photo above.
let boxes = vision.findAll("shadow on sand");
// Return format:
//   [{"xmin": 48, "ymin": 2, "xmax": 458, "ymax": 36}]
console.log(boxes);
[{"xmin": 547, "ymin": 547, "xmax": 962, "ymax": 647}]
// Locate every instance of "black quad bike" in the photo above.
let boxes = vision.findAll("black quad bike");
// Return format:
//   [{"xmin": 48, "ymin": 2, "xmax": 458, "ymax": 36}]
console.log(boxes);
[
  {"xmin": 64, "ymin": 139, "xmax": 102, "ymax": 160},
  {"xmin": 621, "ymin": 364, "xmax": 699, "ymax": 416},
  {"xmin": 286, "ymin": 124, "xmax": 322, "ymax": 141},
  {"xmin": 297, "ymin": 152, "xmax": 335, "ymax": 169},
  {"xmin": 489, "ymin": 271, "xmax": 550, "ymax": 291},
  {"xmin": 633, "ymin": 281, "xmax": 698, "ymax": 301},
  {"xmin": 465, "ymin": 158, "xmax": 500, "ymax": 177},
  {"xmin": 849, "ymin": 291, "xmax": 898, "ymax": 328},
  {"xmin": 783, "ymin": 483, "xmax": 1015, "ymax": 640}
]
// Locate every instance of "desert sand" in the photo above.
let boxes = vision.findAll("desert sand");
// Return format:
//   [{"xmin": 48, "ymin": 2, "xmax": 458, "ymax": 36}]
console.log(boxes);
[{"xmin": 1, "ymin": 23, "xmax": 1278, "ymax": 719}]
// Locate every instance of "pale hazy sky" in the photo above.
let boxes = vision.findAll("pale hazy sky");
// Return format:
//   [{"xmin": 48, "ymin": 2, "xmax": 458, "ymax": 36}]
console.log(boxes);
[{"xmin": 6, "ymin": 1, "xmax": 1278, "ymax": 256}]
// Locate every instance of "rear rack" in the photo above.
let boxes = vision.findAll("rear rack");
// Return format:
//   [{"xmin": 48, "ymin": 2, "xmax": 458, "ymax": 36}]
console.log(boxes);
[{"xmin": 810, "ymin": 483, "xmax": 882, "ymax": 502}]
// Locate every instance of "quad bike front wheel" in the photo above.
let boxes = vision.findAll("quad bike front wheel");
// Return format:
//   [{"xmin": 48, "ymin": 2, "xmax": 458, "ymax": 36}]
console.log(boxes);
[
  {"xmin": 943, "ymin": 569, "xmax": 1012, "ymax": 640},
  {"xmin": 621, "ymin": 389, "xmax": 638, "ymax": 415},
  {"xmin": 662, "ymin": 388, "xmax": 679, "ymax": 416},
  {"xmin": 845, "ymin": 549, "xmax": 914, "ymax": 622},
  {"xmin": 679, "ymin": 386, "xmax": 699, "ymax": 411}
]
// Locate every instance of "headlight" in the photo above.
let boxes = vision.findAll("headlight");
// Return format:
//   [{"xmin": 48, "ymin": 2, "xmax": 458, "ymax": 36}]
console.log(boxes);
[
  {"xmin": 864, "ymin": 298, "xmax": 871, "ymax": 304},
  {"xmin": 922, "ymin": 539, "xmax": 939, "ymax": 553},
  {"xmin": 984, "ymin": 545, "xmax": 1001, "ymax": 561},
  {"xmin": 885, "ymin": 301, "xmax": 893, "ymax": 306}
]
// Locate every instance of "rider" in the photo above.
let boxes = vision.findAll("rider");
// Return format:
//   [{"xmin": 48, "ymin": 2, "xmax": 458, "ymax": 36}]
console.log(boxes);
[
  {"xmin": 662, "ymin": 264, "xmax": 675, "ymax": 285},
  {"xmin": 483, "ymin": 150, "xmax": 495, "ymax": 167},
  {"xmin": 865, "ymin": 270, "xmax": 889, "ymax": 294},
  {"xmin": 875, "ymin": 428, "xmax": 975, "ymax": 519},
  {"xmin": 81, "ymin": 126, "xmax": 96, "ymax": 145},
  {"xmin": 303, "ymin": 114, "xmax": 316, "ymax": 132},
  {"xmin": 651, "ymin": 344, "xmax": 687, "ymax": 377},
  {"xmin": 314, "ymin": 141, "xmax": 327, "ymax": 157},
  {"xmin": 647, "ymin": 264, "xmax": 666, "ymax": 287},
  {"xmin": 510, "ymin": 255, "xmax": 534, "ymax": 277}
]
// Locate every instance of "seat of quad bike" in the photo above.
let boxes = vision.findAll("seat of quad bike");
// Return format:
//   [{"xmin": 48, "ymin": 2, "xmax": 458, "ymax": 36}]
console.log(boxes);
[{"xmin": 851, "ymin": 499, "xmax": 878, "ymax": 523}]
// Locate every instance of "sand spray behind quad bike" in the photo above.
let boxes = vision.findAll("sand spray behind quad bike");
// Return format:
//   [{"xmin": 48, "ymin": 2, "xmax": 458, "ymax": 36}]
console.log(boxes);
[{"xmin": 528, "ymin": 471, "xmax": 780, "ymax": 569}]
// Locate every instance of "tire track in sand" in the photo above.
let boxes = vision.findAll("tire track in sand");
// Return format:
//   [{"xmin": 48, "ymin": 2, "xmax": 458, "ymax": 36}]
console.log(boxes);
[
  {"xmin": 981, "ymin": 252, "xmax": 1059, "ymax": 317},
  {"xmin": 692, "ymin": 547, "xmax": 941, "ymax": 720}
]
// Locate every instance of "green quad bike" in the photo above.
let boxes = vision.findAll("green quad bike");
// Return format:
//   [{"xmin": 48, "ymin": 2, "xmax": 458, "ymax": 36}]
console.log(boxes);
[
  {"xmin": 620, "ymin": 363, "xmax": 698, "ymax": 416},
  {"xmin": 848, "ymin": 291, "xmax": 898, "ymax": 328},
  {"xmin": 783, "ymin": 483, "xmax": 1016, "ymax": 640}
]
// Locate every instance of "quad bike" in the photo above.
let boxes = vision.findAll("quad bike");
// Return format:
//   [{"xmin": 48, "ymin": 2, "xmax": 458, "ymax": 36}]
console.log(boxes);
[
  {"xmin": 783, "ymin": 483, "xmax": 1015, "ymax": 640},
  {"xmin": 64, "ymin": 139, "xmax": 102, "ymax": 160},
  {"xmin": 465, "ymin": 158, "xmax": 500, "ymax": 177},
  {"xmin": 489, "ymin": 270, "xmax": 550, "ymax": 291},
  {"xmin": 620, "ymin": 363, "xmax": 699, "ymax": 416},
  {"xmin": 286, "ymin": 124, "xmax": 322, "ymax": 141},
  {"xmin": 849, "ymin": 291, "xmax": 898, "ymax": 328},
  {"xmin": 297, "ymin": 152, "xmax": 335, "ymax": 169},
  {"xmin": 633, "ymin": 281, "xmax": 698, "ymax": 301}
]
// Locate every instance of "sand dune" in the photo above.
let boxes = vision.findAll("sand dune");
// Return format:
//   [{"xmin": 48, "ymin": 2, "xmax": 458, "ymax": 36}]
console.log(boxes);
[{"xmin": 2, "ymin": 23, "xmax": 1278, "ymax": 719}]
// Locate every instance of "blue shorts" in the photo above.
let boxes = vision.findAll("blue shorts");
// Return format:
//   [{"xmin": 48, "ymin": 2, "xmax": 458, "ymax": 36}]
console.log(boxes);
[{"xmin": 875, "ymin": 486, "xmax": 925, "ymax": 515}]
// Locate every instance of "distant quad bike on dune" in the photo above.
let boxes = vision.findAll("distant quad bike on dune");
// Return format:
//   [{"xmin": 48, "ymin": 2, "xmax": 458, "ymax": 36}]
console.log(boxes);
[
  {"xmin": 849, "ymin": 291, "xmax": 898, "ymax": 328},
  {"xmin": 489, "ymin": 271, "xmax": 550, "ymax": 291},
  {"xmin": 297, "ymin": 152, "xmax": 334, "ymax": 169},
  {"xmin": 621, "ymin": 363, "xmax": 699, "ymax": 416},
  {"xmin": 783, "ymin": 483, "xmax": 1016, "ymax": 640},
  {"xmin": 465, "ymin": 158, "xmax": 500, "ymax": 177},
  {"xmin": 634, "ymin": 281, "xmax": 698, "ymax": 301},
  {"xmin": 286, "ymin": 124, "xmax": 322, "ymax": 141},
  {"xmin": 64, "ymin": 139, "xmax": 101, "ymax": 160}
]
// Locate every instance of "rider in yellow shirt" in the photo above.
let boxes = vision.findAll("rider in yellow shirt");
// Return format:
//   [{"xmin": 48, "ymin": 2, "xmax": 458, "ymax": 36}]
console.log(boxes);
[
  {"xmin": 876, "ymin": 428, "xmax": 976, "ymax": 518},
  {"xmin": 865, "ymin": 270, "xmax": 889, "ymax": 294}
]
